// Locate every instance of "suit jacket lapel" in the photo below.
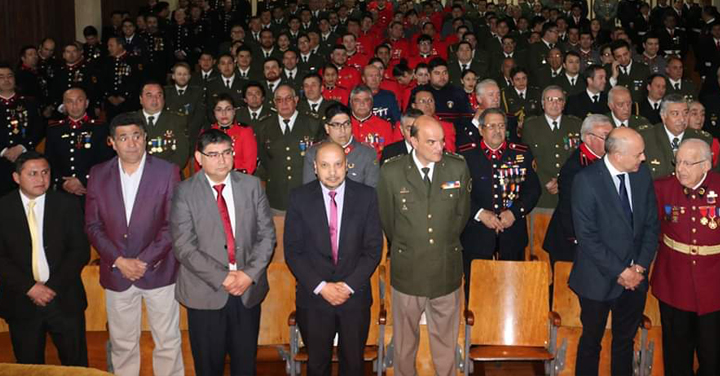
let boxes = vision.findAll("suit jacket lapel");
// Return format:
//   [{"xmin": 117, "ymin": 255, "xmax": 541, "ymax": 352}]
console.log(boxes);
[
  {"xmin": 311, "ymin": 181, "xmax": 333, "ymax": 258},
  {"xmin": 110, "ymin": 157, "xmax": 129, "ymax": 228},
  {"xmin": 230, "ymin": 172, "xmax": 248, "ymax": 243},
  {"xmin": 128, "ymin": 156, "xmax": 153, "ymax": 228},
  {"xmin": 12, "ymin": 191, "xmax": 32, "ymax": 257},
  {"xmin": 337, "ymin": 181, "xmax": 353, "ymax": 262}
]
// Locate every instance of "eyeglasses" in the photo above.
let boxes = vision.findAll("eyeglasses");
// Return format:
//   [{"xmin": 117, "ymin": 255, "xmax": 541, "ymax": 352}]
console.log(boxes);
[
  {"xmin": 673, "ymin": 159, "xmax": 708, "ymax": 168},
  {"xmin": 544, "ymin": 96, "xmax": 565, "ymax": 103},
  {"xmin": 587, "ymin": 132, "xmax": 606, "ymax": 141},
  {"xmin": 200, "ymin": 149, "xmax": 234, "ymax": 159},
  {"xmin": 484, "ymin": 122, "xmax": 506, "ymax": 131},
  {"xmin": 327, "ymin": 120, "xmax": 352, "ymax": 129}
]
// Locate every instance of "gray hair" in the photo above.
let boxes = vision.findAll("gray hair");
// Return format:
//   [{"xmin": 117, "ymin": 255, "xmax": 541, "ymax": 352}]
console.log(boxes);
[
  {"xmin": 580, "ymin": 114, "xmax": 612, "ymax": 142},
  {"xmin": 273, "ymin": 84, "xmax": 297, "ymax": 98},
  {"xmin": 607, "ymin": 85, "xmax": 630, "ymax": 104},
  {"xmin": 349, "ymin": 84, "xmax": 373, "ymax": 101},
  {"xmin": 660, "ymin": 93, "xmax": 687, "ymax": 116},
  {"xmin": 401, "ymin": 108, "xmax": 424, "ymax": 124},
  {"xmin": 475, "ymin": 79, "xmax": 499, "ymax": 97},
  {"xmin": 478, "ymin": 108, "xmax": 507, "ymax": 127},
  {"xmin": 678, "ymin": 138, "xmax": 712, "ymax": 162},
  {"xmin": 541, "ymin": 85, "xmax": 565, "ymax": 101}
]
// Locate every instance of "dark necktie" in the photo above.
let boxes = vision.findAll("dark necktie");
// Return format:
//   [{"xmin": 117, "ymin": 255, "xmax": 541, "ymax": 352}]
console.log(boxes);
[
  {"xmin": 552, "ymin": 120, "xmax": 558, "ymax": 131},
  {"xmin": 225, "ymin": 79, "xmax": 231, "ymax": 88},
  {"xmin": 571, "ymin": 77, "xmax": 576, "ymax": 86},
  {"xmin": 213, "ymin": 184, "xmax": 237, "ymax": 265},
  {"xmin": 311, "ymin": 103, "xmax": 318, "ymax": 113},
  {"xmin": 283, "ymin": 118, "xmax": 291, "ymax": 136},
  {"xmin": 675, "ymin": 83, "xmax": 680, "ymax": 90},
  {"xmin": 178, "ymin": 89, "xmax": 184, "ymax": 96},
  {"xmin": 593, "ymin": 95, "xmax": 599, "ymax": 103},
  {"xmin": 654, "ymin": 102, "xmax": 659, "ymax": 110},
  {"xmin": 620, "ymin": 122, "xmax": 626, "ymax": 127},
  {"xmin": 462, "ymin": 64, "xmax": 468, "ymax": 71},
  {"xmin": 288, "ymin": 72, "xmax": 294, "ymax": 80},
  {"xmin": 422, "ymin": 167, "xmax": 431, "ymax": 196},
  {"xmin": 620, "ymin": 66, "xmax": 627, "ymax": 75},
  {"xmin": 617, "ymin": 174, "xmax": 633, "ymax": 228},
  {"xmin": 303, "ymin": 56, "xmax": 308, "ymax": 63},
  {"xmin": 269, "ymin": 83, "xmax": 275, "ymax": 92},
  {"xmin": 148, "ymin": 116, "xmax": 155, "ymax": 128},
  {"xmin": 672, "ymin": 137, "xmax": 680, "ymax": 151},
  {"xmin": 328, "ymin": 191, "xmax": 339, "ymax": 265},
  {"xmin": 251, "ymin": 112, "xmax": 258, "ymax": 120},
  {"xmin": 519, "ymin": 92, "xmax": 525, "ymax": 100}
]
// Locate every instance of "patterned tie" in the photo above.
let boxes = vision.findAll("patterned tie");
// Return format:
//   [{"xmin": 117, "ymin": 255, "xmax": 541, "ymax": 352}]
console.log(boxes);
[
  {"xmin": 617, "ymin": 174, "xmax": 633, "ymax": 228},
  {"xmin": 27, "ymin": 200, "xmax": 41, "ymax": 281},
  {"xmin": 328, "ymin": 191, "xmax": 339, "ymax": 265},
  {"xmin": 213, "ymin": 184, "xmax": 237, "ymax": 265},
  {"xmin": 672, "ymin": 137, "xmax": 680, "ymax": 152},
  {"xmin": 422, "ymin": 167, "xmax": 431, "ymax": 196}
]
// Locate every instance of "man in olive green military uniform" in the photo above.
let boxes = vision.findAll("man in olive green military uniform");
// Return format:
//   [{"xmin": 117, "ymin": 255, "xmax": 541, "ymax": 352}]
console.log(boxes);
[
  {"xmin": 522, "ymin": 85, "xmax": 583, "ymax": 210},
  {"xmin": 164, "ymin": 63, "xmax": 206, "ymax": 154},
  {"xmin": 256, "ymin": 84, "xmax": 322, "ymax": 212},
  {"xmin": 640, "ymin": 94, "xmax": 714, "ymax": 179},
  {"xmin": 606, "ymin": 86, "xmax": 653, "ymax": 129},
  {"xmin": 377, "ymin": 115, "xmax": 471, "ymax": 376},
  {"xmin": 302, "ymin": 103, "xmax": 379, "ymax": 187},
  {"xmin": 296, "ymin": 74, "xmax": 339, "ymax": 122},
  {"xmin": 137, "ymin": 82, "xmax": 190, "ymax": 169},
  {"xmin": 606, "ymin": 40, "xmax": 651, "ymax": 104}
]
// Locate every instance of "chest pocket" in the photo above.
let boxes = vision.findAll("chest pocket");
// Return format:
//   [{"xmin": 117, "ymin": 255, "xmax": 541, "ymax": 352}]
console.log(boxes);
[
  {"xmin": 441, "ymin": 187, "xmax": 460, "ymax": 201},
  {"xmin": 395, "ymin": 191, "xmax": 415, "ymax": 212}
]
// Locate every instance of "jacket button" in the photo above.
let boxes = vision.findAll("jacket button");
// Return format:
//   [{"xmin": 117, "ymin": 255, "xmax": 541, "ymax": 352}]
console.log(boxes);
[
  {"xmin": 427, "ymin": 214, "xmax": 432, "ymax": 219},
  {"xmin": 123, "ymin": 234, "xmax": 128, "ymax": 238},
  {"xmin": 429, "ymin": 239, "xmax": 434, "ymax": 244},
  {"xmin": 428, "ymin": 228, "xmax": 433, "ymax": 233}
]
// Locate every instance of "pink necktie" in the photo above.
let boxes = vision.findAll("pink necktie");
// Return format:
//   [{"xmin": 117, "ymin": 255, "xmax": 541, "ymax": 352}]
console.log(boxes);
[
  {"xmin": 329, "ymin": 191, "xmax": 338, "ymax": 265},
  {"xmin": 214, "ymin": 184, "xmax": 236, "ymax": 265}
]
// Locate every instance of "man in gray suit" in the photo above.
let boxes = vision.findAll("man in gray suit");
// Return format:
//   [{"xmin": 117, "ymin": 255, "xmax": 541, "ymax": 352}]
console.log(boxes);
[{"xmin": 170, "ymin": 129, "xmax": 276, "ymax": 376}]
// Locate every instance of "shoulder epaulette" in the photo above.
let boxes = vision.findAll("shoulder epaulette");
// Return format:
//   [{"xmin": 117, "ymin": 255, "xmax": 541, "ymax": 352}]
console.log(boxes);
[
  {"xmin": 383, "ymin": 154, "xmax": 405, "ymax": 165},
  {"xmin": 693, "ymin": 128, "xmax": 713, "ymax": 139},
  {"xmin": 524, "ymin": 115, "xmax": 541, "ymax": 123},
  {"xmin": 48, "ymin": 119, "xmax": 65, "ymax": 127},
  {"xmin": 637, "ymin": 124, "xmax": 652, "ymax": 131},
  {"xmin": 508, "ymin": 142, "xmax": 528, "ymax": 152},
  {"xmin": 458, "ymin": 142, "xmax": 478, "ymax": 152},
  {"xmin": 444, "ymin": 151, "xmax": 465, "ymax": 161},
  {"xmin": 565, "ymin": 115, "xmax": 582, "ymax": 122}
]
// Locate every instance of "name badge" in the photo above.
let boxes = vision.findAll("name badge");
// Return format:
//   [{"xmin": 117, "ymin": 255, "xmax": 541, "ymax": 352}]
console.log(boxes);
[{"xmin": 442, "ymin": 181, "xmax": 461, "ymax": 189}]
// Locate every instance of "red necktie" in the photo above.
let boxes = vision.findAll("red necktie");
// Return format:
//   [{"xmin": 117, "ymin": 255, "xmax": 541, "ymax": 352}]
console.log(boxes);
[
  {"xmin": 214, "ymin": 184, "xmax": 236, "ymax": 265},
  {"xmin": 329, "ymin": 191, "xmax": 339, "ymax": 265}
]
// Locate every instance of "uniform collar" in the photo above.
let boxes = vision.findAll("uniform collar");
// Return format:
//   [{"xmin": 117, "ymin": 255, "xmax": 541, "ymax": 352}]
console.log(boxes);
[
  {"xmin": 68, "ymin": 114, "xmax": 90, "ymax": 129},
  {"xmin": 481, "ymin": 140, "xmax": 506, "ymax": 160}
]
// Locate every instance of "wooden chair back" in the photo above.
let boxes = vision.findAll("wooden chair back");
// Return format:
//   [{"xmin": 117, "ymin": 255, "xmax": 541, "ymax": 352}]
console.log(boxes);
[
  {"xmin": 467, "ymin": 260, "xmax": 550, "ymax": 347},
  {"xmin": 271, "ymin": 215, "xmax": 286, "ymax": 263},
  {"xmin": 259, "ymin": 262, "xmax": 296, "ymax": 345}
]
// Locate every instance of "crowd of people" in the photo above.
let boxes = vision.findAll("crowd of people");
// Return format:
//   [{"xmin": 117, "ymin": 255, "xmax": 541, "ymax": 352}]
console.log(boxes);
[{"xmin": 1, "ymin": 0, "xmax": 720, "ymax": 374}]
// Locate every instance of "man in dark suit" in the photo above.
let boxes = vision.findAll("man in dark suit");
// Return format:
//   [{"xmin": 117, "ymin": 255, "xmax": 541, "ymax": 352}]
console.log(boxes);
[
  {"xmin": 206, "ymin": 54, "xmax": 247, "ymax": 109},
  {"xmin": 569, "ymin": 127, "xmax": 659, "ymax": 375},
  {"xmin": 236, "ymin": 82, "xmax": 273, "ymax": 130},
  {"xmin": 638, "ymin": 74, "xmax": 666, "ymax": 125},
  {"xmin": 0, "ymin": 151, "xmax": 89, "ymax": 366},
  {"xmin": 606, "ymin": 40, "xmax": 651, "ymax": 104},
  {"xmin": 565, "ymin": 65, "xmax": 610, "ymax": 119},
  {"xmin": 380, "ymin": 109, "xmax": 422, "ymax": 165},
  {"xmin": 285, "ymin": 142, "xmax": 382, "ymax": 376},
  {"xmin": 544, "ymin": 114, "xmax": 613, "ymax": 265},
  {"xmin": 171, "ymin": 129, "xmax": 275, "ymax": 376},
  {"xmin": 85, "ymin": 112, "xmax": 184, "ymax": 375}
]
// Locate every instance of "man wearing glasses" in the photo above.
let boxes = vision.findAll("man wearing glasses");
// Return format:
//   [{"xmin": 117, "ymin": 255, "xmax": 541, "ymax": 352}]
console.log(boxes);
[
  {"xmin": 639, "ymin": 94, "xmax": 713, "ymax": 179},
  {"xmin": 256, "ymin": 84, "xmax": 322, "ymax": 212},
  {"xmin": 303, "ymin": 103, "xmax": 379, "ymax": 187},
  {"xmin": 171, "ymin": 129, "xmax": 275, "ymax": 376},
  {"xmin": 652, "ymin": 139, "xmax": 720, "ymax": 375},
  {"xmin": 458, "ymin": 108, "xmax": 540, "ymax": 291}
]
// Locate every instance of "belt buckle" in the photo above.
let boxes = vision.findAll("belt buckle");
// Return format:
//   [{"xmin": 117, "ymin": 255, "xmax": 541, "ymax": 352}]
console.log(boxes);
[{"xmin": 690, "ymin": 247, "xmax": 699, "ymax": 255}]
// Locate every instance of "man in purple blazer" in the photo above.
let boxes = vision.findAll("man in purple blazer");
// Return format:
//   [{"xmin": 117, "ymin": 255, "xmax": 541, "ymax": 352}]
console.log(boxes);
[{"xmin": 85, "ymin": 112, "xmax": 183, "ymax": 376}]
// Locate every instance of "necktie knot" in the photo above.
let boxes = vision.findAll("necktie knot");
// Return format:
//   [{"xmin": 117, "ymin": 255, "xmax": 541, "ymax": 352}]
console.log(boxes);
[
  {"xmin": 148, "ymin": 116, "xmax": 155, "ymax": 127},
  {"xmin": 28, "ymin": 200, "xmax": 36, "ymax": 210},
  {"xmin": 675, "ymin": 83, "xmax": 680, "ymax": 90},
  {"xmin": 672, "ymin": 137, "xmax": 680, "ymax": 151},
  {"xmin": 593, "ymin": 95, "xmax": 599, "ymax": 103},
  {"xmin": 329, "ymin": 190, "xmax": 337, "ymax": 200},
  {"xmin": 571, "ymin": 78, "xmax": 576, "ymax": 86},
  {"xmin": 654, "ymin": 102, "xmax": 659, "ymax": 110},
  {"xmin": 213, "ymin": 183, "xmax": 225, "ymax": 195},
  {"xmin": 225, "ymin": 79, "xmax": 231, "ymax": 88},
  {"xmin": 422, "ymin": 167, "xmax": 430, "ymax": 176},
  {"xmin": 178, "ymin": 89, "xmax": 184, "ymax": 96},
  {"xmin": 251, "ymin": 112, "xmax": 258, "ymax": 120},
  {"xmin": 311, "ymin": 103, "xmax": 318, "ymax": 112},
  {"xmin": 552, "ymin": 120, "xmax": 558, "ymax": 130}
]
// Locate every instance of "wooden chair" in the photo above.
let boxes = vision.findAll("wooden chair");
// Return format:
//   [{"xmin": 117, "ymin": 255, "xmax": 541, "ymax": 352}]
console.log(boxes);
[
  {"xmin": 551, "ymin": 261, "xmax": 655, "ymax": 376},
  {"xmin": 463, "ymin": 259, "xmax": 561, "ymax": 376},
  {"xmin": 288, "ymin": 266, "xmax": 387, "ymax": 376},
  {"xmin": 257, "ymin": 262, "xmax": 297, "ymax": 374}
]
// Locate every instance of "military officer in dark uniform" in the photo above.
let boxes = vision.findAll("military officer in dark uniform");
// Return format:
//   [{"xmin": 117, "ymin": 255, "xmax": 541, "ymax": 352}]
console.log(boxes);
[
  {"xmin": 606, "ymin": 86, "xmax": 653, "ymax": 129},
  {"xmin": 411, "ymin": 58, "xmax": 473, "ymax": 121},
  {"xmin": 652, "ymin": 139, "xmax": 720, "ymax": 376},
  {"xmin": 236, "ymin": 82, "xmax": 273, "ymax": 130},
  {"xmin": 377, "ymin": 115, "xmax": 470, "ymax": 376},
  {"xmin": 638, "ymin": 74, "xmax": 666, "ymax": 126},
  {"xmin": 640, "ymin": 94, "xmax": 713, "ymax": 180},
  {"xmin": 459, "ymin": 108, "xmax": 540, "ymax": 282},
  {"xmin": 82, "ymin": 26, "xmax": 105, "ymax": 64},
  {"xmin": 164, "ymin": 62, "xmax": 206, "ymax": 152},
  {"xmin": 457, "ymin": 78, "xmax": 522, "ymax": 146},
  {"xmin": 501, "ymin": 67, "xmax": 543, "ymax": 123},
  {"xmin": 544, "ymin": 114, "xmax": 613, "ymax": 264},
  {"xmin": 98, "ymin": 37, "xmax": 142, "ymax": 122},
  {"xmin": 206, "ymin": 54, "xmax": 245, "ymax": 110},
  {"xmin": 136, "ymin": 82, "xmax": 190, "ymax": 169},
  {"xmin": 665, "ymin": 56, "xmax": 698, "ymax": 102},
  {"xmin": 302, "ymin": 103, "xmax": 379, "ymax": 187},
  {"xmin": 606, "ymin": 40, "xmax": 651, "ymax": 104},
  {"xmin": 0, "ymin": 64, "xmax": 44, "ymax": 195},
  {"xmin": 296, "ymin": 74, "xmax": 338, "ymax": 122},
  {"xmin": 565, "ymin": 65, "xmax": 610, "ymax": 119},
  {"xmin": 140, "ymin": 14, "xmax": 171, "ymax": 83},
  {"xmin": 49, "ymin": 43, "xmax": 98, "ymax": 118},
  {"xmin": 255, "ymin": 84, "xmax": 322, "ymax": 212},
  {"xmin": 189, "ymin": 52, "xmax": 219, "ymax": 89},
  {"xmin": 45, "ymin": 88, "xmax": 113, "ymax": 196}
]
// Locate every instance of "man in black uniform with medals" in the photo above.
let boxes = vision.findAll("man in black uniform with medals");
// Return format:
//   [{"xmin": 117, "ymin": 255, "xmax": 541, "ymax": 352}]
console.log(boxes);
[{"xmin": 458, "ymin": 108, "xmax": 541, "ymax": 290}]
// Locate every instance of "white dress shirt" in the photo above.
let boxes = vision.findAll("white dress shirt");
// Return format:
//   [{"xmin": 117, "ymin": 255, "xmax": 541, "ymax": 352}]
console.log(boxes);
[
  {"xmin": 664, "ymin": 126, "xmax": 684, "ymax": 147},
  {"xmin": 545, "ymin": 114, "xmax": 562, "ymax": 131},
  {"xmin": 20, "ymin": 191, "xmax": 49, "ymax": 282},
  {"xmin": 412, "ymin": 150, "xmax": 435, "ymax": 181},
  {"xmin": 119, "ymin": 152, "xmax": 147, "ymax": 226},
  {"xmin": 278, "ymin": 111, "xmax": 299, "ymax": 133},
  {"xmin": 143, "ymin": 110, "xmax": 162, "ymax": 126},
  {"xmin": 604, "ymin": 155, "xmax": 633, "ymax": 211}
]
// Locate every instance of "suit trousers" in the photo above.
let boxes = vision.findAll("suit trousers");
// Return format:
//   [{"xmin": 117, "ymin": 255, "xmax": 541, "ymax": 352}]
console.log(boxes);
[
  {"xmin": 7, "ymin": 299, "xmax": 88, "ymax": 366},
  {"xmin": 392, "ymin": 287, "xmax": 461, "ymax": 376},
  {"xmin": 576, "ymin": 288, "xmax": 646, "ymax": 376},
  {"xmin": 296, "ymin": 303, "xmax": 371, "ymax": 376},
  {"xmin": 659, "ymin": 301, "xmax": 720, "ymax": 376},
  {"xmin": 186, "ymin": 295, "xmax": 261, "ymax": 376},
  {"xmin": 105, "ymin": 284, "xmax": 184, "ymax": 376}
]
